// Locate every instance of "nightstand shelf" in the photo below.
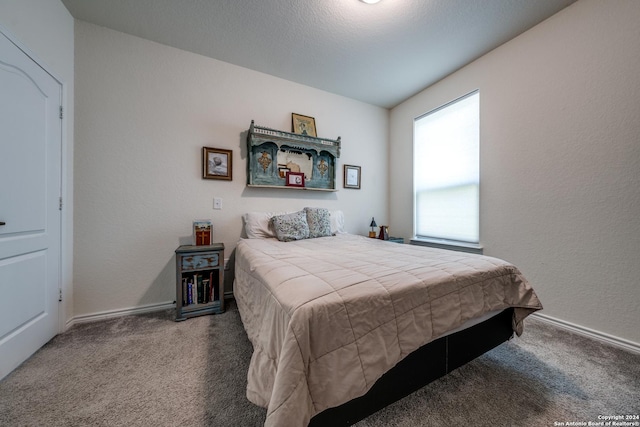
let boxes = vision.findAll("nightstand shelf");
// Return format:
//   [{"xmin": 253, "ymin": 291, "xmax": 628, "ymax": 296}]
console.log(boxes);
[{"xmin": 175, "ymin": 243, "xmax": 225, "ymax": 321}]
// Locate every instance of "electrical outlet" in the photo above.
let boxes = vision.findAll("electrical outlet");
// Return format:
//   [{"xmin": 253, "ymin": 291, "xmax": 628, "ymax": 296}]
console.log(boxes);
[{"xmin": 213, "ymin": 197, "xmax": 222, "ymax": 210}]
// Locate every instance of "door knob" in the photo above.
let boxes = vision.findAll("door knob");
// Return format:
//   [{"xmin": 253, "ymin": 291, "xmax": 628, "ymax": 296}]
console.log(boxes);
[{"xmin": 0, "ymin": 222, "xmax": 5, "ymax": 226}]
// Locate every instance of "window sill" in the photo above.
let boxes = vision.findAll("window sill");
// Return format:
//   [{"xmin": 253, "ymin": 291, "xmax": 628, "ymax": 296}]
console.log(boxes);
[{"xmin": 410, "ymin": 238, "xmax": 483, "ymax": 255}]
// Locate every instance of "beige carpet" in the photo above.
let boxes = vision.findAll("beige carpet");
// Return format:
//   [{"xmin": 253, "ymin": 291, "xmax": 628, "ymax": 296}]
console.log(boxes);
[{"xmin": 0, "ymin": 301, "xmax": 638, "ymax": 426}]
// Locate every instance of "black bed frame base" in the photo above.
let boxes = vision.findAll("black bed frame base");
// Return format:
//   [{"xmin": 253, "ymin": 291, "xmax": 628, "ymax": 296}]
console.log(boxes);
[{"xmin": 308, "ymin": 308, "xmax": 514, "ymax": 427}]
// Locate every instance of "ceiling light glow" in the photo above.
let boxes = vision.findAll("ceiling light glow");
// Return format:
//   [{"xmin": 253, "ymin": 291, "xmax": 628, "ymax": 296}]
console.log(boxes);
[{"xmin": 360, "ymin": 0, "xmax": 381, "ymax": 4}]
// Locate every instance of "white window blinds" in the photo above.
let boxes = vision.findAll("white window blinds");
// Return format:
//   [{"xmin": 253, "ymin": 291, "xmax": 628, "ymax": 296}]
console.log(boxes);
[{"xmin": 414, "ymin": 91, "xmax": 479, "ymax": 243}]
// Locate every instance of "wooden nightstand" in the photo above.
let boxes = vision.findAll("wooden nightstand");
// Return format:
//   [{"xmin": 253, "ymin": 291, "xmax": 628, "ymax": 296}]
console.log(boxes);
[{"xmin": 175, "ymin": 243, "xmax": 225, "ymax": 321}]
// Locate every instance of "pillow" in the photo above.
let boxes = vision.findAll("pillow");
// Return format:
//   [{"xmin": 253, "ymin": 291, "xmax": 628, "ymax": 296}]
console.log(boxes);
[
  {"xmin": 243, "ymin": 211, "xmax": 290, "ymax": 239},
  {"xmin": 271, "ymin": 211, "xmax": 310, "ymax": 242},
  {"xmin": 243, "ymin": 209, "xmax": 346, "ymax": 238},
  {"xmin": 304, "ymin": 207, "xmax": 332, "ymax": 238},
  {"xmin": 330, "ymin": 210, "xmax": 346, "ymax": 235}
]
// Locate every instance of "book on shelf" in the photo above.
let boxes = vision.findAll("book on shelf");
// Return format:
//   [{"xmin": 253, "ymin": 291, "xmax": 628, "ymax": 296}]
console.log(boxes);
[
  {"xmin": 187, "ymin": 280, "xmax": 193, "ymax": 305},
  {"xmin": 193, "ymin": 276, "xmax": 198, "ymax": 304},
  {"xmin": 193, "ymin": 220, "xmax": 213, "ymax": 246},
  {"xmin": 182, "ymin": 270, "xmax": 222, "ymax": 306},
  {"xmin": 209, "ymin": 272, "xmax": 214, "ymax": 302},
  {"xmin": 202, "ymin": 279, "xmax": 210, "ymax": 304},
  {"xmin": 182, "ymin": 278, "xmax": 188, "ymax": 305},
  {"xmin": 196, "ymin": 274, "xmax": 204, "ymax": 304}
]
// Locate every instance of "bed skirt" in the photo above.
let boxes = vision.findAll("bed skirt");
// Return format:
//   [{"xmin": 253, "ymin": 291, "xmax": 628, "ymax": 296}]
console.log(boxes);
[{"xmin": 308, "ymin": 308, "xmax": 514, "ymax": 426}]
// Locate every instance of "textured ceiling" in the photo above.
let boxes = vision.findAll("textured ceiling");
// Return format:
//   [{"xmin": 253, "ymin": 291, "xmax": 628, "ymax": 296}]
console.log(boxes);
[{"xmin": 61, "ymin": 0, "xmax": 577, "ymax": 108}]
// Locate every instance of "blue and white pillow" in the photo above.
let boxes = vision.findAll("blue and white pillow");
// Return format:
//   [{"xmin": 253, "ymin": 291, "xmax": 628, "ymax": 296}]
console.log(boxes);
[
  {"xmin": 271, "ymin": 211, "xmax": 310, "ymax": 242},
  {"xmin": 304, "ymin": 207, "xmax": 332, "ymax": 238}
]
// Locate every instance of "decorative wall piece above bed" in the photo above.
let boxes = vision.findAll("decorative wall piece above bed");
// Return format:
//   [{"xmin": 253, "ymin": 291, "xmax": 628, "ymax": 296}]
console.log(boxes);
[{"xmin": 247, "ymin": 120, "xmax": 341, "ymax": 191}]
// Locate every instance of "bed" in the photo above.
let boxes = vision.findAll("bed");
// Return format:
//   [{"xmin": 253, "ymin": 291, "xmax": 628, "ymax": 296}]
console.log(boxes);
[{"xmin": 233, "ymin": 209, "xmax": 542, "ymax": 427}]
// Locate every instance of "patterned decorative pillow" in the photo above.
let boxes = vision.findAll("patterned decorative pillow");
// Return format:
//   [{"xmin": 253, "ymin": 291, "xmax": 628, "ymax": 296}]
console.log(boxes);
[
  {"xmin": 304, "ymin": 207, "xmax": 332, "ymax": 238},
  {"xmin": 271, "ymin": 210, "xmax": 310, "ymax": 242}
]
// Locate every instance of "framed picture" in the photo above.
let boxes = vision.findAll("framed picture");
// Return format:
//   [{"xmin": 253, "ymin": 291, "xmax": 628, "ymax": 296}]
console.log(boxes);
[
  {"xmin": 278, "ymin": 167, "xmax": 290, "ymax": 178},
  {"xmin": 291, "ymin": 113, "xmax": 317, "ymax": 137},
  {"xmin": 203, "ymin": 147, "xmax": 232, "ymax": 180},
  {"xmin": 343, "ymin": 165, "xmax": 361, "ymax": 189},
  {"xmin": 285, "ymin": 171, "xmax": 305, "ymax": 188}
]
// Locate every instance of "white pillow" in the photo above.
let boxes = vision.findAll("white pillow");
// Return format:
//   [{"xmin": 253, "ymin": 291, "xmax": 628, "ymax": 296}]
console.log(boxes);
[
  {"xmin": 330, "ymin": 210, "xmax": 346, "ymax": 235},
  {"xmin": 243, "ymin": 210, "xmax": 346, "ymax": 238},
  {"xmin": 242, "ymin": 211, "xmax": 289, "ymax": 239}
]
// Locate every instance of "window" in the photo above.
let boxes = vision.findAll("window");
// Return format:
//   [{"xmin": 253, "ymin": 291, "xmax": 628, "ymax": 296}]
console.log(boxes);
[{"xmin": 414, "ymin": 91, "xmax": 479, "ymax": 244}]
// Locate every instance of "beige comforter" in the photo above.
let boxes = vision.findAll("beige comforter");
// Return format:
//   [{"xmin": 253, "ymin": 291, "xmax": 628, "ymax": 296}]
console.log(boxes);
[{"xmin": 233, "ymin": 234, "xmax": 542, "ymax": 427}]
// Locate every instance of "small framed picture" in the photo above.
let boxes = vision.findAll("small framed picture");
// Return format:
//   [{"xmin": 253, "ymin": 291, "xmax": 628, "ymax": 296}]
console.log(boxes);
[
  {"xmin": 278, "ymin": 167, "xmax": 290, "ymax": 178},
  {"xmin": 285, "ymin": 171, "xmax": 305, "ymax": 188},
  {"xmin": 193, "ymin": 220, "xmax": 212, "ymax": 246},
  {"xmin": 344, "ymin": 165, "xmax": 361, "ymax": 189},
  {"xmin": 291, "ymin": 113, "xmax": 317, "ymax": 137},
  {"xmin": 203, "ymin": 147, "xmax": 232, "ymax": 180}
]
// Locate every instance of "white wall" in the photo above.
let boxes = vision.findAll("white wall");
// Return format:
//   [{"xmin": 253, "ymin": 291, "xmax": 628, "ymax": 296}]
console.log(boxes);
[
  {"xmin": 73, "ymin": 21, "xmax": 389, "ymax": 317},
  {"xmin": 0, "ymin": 0, "xmax": 75, "ymax": 327},
  {"xmin": 390, "ymin": 0, "xmax": 640, "ymax": 345}
]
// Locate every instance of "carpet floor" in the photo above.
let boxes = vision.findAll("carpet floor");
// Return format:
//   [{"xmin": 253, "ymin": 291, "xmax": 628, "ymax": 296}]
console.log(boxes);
[{"xmin": 0, "ymin": 301, "xmax": 638, "ymax": 426}]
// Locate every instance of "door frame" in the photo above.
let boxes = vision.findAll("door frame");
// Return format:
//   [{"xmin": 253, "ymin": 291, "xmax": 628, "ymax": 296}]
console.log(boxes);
[{"xmin": 0, "ymin": 24, "xmax": 70, "ymax": 335}]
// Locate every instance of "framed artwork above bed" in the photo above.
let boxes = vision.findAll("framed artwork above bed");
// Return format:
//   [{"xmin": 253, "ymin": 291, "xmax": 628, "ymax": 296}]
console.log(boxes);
[
  {"xmin": 246, "ymin": 120, "xmax": 341, "ymax": 191},
  {"xmin": 291, "ymin": 113, "xmax": 317, "ymax": 137}
]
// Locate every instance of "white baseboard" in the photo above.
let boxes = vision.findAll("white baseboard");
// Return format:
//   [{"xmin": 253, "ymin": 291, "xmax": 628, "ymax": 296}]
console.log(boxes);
[
  {"xmin": 66, "ymin": 301, "xmax": 175, "ymax": 329},
  {"xmin": 65, "ymin": 294, "xmax": 237, "ymax": 330},
  {"xmin": 532, "ymin": 313, "xmax": 640, "ymax": 354}
]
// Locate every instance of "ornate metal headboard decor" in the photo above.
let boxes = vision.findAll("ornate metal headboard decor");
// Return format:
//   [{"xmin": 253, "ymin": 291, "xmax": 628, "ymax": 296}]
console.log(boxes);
[{"xmin": 246, "ymin": 120, "xmax": 341, "ymax": 191}]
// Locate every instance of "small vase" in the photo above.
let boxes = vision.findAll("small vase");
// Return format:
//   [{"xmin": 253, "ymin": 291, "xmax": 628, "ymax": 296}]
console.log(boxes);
[{"xmin": 378, "ymin": 226, "xmax": 389, "ymax": 240}]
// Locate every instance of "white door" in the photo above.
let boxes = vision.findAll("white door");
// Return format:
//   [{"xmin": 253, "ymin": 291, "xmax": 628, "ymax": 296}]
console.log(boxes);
[{"xmin": 0, "ymin": 30, "xmax": 62, "ymax": 380}]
